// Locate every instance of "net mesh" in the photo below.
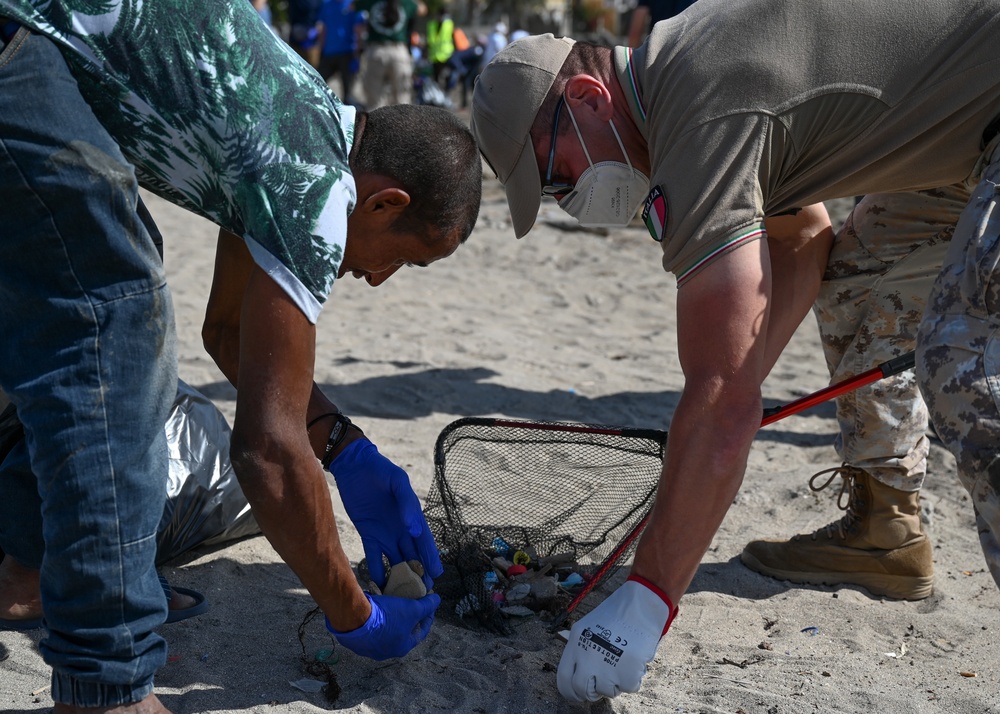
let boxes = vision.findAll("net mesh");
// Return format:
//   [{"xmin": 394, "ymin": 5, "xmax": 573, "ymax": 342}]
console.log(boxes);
[{"xmin": 424, "ymin": 417, "xmax": 667, "ymax": 634}]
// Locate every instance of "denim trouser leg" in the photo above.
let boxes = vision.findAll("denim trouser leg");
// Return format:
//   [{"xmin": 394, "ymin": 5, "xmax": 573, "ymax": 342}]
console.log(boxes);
[
  {"xmin": 0, "ymin": 437, "xmax": 43, "ymax": 568},
  {"xmin": 0, "ymin": 29, "xmax": 177, "ymax": 707}
]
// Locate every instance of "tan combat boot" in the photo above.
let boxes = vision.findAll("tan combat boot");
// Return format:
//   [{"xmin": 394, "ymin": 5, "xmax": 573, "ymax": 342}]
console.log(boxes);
[{"xmin": 741, "ymin": 465, "xmax": 934, "ymax": 600}]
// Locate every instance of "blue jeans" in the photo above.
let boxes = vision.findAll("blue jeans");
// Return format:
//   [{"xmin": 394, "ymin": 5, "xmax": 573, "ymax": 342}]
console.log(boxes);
[{"xmin": 0, "ymin": 27, "xmax": 177, "ymax": 707}]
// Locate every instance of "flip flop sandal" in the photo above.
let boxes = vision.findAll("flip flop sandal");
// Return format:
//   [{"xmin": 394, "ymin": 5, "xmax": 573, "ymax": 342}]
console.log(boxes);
[
  {"xmin": 0, "ymin": 615, "xmax": 42, "ymax": 631},
  {"xmin": 0, "ymin": 575, "xmax": 208, "ymax": 630},
  {"xmin": 159, "ymin": 575, "xmax": 210, "ymax": 624}
]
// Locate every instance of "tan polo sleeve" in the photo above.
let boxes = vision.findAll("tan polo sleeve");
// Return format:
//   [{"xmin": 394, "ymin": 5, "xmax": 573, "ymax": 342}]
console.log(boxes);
[{"xmin": 650, "ymin": 113, "xmax": 772, "ymax": 286}]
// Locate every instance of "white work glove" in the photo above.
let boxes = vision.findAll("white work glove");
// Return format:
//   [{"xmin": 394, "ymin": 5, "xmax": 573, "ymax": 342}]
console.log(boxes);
[{"xmin": 557, "ymin": 576, "xmax": 677, "ymax": 702}]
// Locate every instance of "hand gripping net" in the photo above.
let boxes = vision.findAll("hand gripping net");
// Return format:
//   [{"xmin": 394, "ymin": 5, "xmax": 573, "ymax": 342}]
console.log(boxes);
[{"xmin": 423, "ymin": 417, "xmax": 667, "ymax": 634}]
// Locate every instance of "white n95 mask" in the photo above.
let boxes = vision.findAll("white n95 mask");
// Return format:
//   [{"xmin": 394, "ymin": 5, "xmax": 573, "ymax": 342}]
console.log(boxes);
[{"xmin": 558, "ymin": 101, "xmax": 650, "ymax": 227}]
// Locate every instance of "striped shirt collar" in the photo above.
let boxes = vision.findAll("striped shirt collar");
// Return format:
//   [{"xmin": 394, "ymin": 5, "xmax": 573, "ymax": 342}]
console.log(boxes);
[{"xmin": 613, "ymin": 45, "xmax": 648, "ymax": 135}]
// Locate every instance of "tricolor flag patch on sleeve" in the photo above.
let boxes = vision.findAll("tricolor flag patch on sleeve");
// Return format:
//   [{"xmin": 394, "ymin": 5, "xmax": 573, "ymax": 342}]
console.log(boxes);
[{"xmin": 642, "ymin": 186, "xmax": 667, "ymax": 242}]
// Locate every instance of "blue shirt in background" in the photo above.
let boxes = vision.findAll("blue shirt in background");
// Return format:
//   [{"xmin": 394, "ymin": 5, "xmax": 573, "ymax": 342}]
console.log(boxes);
[{"xmin": 321, "ymin": 0, "xmax": 365, "ymax": 56}]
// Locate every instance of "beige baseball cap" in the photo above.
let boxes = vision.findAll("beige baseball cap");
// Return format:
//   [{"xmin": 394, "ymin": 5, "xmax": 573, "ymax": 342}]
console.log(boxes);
[{"xmin": 470, "ymin": 34, "xmax": 575, "ymax": 238}]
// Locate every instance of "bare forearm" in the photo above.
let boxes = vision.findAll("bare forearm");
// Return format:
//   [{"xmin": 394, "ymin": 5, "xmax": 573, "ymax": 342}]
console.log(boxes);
[
  {"xmin": 631, "ymin": 387, "xmax": 761, "ymax": 605},
  {"xmin": 231, "ymin": 444, "xmax": 370, "ymax": 631},
  {"xmin": 636, "ymin": 241, "xmax": 771, "ymax": 605},
  {"xmin": 203, "ymin": 229, "xmax": 345, "ymax": 442},
  {"xmin": 228, "ymin": 265, "xmax": 369, "ymax": 631}
]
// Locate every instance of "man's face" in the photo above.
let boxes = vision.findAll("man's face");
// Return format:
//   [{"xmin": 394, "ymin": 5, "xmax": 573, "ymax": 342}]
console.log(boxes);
[
  {"xmin": 338, "ymin": 225, "xmax": 461, "ymax": 287},
  {"xmin": 341, "ymin": 178, "xmax": 463, "ymax": 286},
  {"xmin": 529, "ymin": 83, "xmax": 648, "ymax": 205}
]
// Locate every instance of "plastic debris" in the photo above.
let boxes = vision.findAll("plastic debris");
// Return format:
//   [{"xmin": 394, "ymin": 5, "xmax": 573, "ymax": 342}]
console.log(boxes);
[
  {"xmin": 500, "ymin": 605, "xmax": 536, "ymax": 618},
  {"xmin": 800, "ymin": 626, "xmax": 819, "ymax": 636},
  {"xmin": 506, "ymin": 583, "xmax": 531, "ymax": 602},
  {"xmin": 443, "ymin": 532, "xmax": 597, "ymax": 627},
  {"xmin": 455, "ymin": 593, "xmax": 479, "ymax": 617},
  {"xmin": 492, "ymin": 537, "xmax": 512, "ymax": 557},
  {"xmin": 289, "ymin": 677, "xmax": 327, "ymax": 693},
  {"xmin": 560, "ymin": 573, "xmax": 584, "ymax": 588},
  {"xmin": 492, "ymin": 557, "xmax": 513, "ymax": 572},
  {"xmin": 314, "ymin": 647, "xmax": 338, "ymax": 664}
]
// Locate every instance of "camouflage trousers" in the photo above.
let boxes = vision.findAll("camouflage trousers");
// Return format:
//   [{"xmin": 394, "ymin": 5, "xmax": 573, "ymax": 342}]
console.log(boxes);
[
  {"xmin": 917, "ymin": 138, "xmax": 1000, "ymax": 588},
  {"xmin": 816, "ymin": 184, "xmax": 971, "ymax": 491}
]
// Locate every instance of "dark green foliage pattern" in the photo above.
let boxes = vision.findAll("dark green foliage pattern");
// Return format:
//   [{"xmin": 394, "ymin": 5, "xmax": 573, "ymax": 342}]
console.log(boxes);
[{"xmin": 3, "ymin": 0, "xmax": 353, "ymax": 308}]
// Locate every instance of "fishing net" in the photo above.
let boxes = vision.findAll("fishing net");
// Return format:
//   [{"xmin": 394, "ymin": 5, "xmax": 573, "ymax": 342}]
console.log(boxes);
[{"xmin": 423, "ymin": 417, "xmax": 667, "ymax": 634}]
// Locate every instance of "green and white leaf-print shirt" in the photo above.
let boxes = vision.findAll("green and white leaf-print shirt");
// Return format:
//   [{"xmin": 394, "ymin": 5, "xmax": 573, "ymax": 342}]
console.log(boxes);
[{"xmin": 1, "ymin": 0, "xmax": 355, "ymax": 323}]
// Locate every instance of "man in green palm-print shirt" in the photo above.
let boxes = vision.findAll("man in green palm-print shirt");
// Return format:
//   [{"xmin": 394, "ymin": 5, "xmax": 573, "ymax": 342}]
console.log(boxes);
[{"xmin": 0, "ymin": 1, "xmax": 481, "ymax": 711}]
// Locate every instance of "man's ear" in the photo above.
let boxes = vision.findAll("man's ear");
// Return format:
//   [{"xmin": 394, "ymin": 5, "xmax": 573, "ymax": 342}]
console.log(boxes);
[
  {"xmin": 564, "ymin": 74, "xmax": 614, "ymax": 121},
  {"xmin": 360, "ymin": 186, "xmax": 411, "ymax": 214}
]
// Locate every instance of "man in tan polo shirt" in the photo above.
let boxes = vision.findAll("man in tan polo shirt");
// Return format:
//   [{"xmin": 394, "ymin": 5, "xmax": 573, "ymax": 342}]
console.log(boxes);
[{"xmin": 470, "ymin": 0, "xmax": 1000, "ymax": 701}]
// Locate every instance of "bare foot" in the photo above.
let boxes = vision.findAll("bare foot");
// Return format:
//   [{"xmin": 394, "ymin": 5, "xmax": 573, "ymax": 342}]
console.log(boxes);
[
  {"xmin": 53, "ymin": 692, "xmax": 172, "ymax": 714},
  {"xmin": 0, "ymin": 555, "xmax": 41, "ymax": 622},
  {"xmin": 166, "ymin": 587, "xmax": 197, "ymax": 612}
]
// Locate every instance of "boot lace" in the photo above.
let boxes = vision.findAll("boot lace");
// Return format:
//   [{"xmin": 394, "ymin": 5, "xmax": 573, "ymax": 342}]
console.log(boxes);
[{"xmin": 804, "ymin": 464, "xmax": 865, "ymax": 541}]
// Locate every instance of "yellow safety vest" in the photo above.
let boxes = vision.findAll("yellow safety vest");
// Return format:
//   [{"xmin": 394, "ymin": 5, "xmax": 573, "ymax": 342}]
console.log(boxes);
[{"xmin": 427, "ymin": 17, "xmax": 455, "ymax": 64}]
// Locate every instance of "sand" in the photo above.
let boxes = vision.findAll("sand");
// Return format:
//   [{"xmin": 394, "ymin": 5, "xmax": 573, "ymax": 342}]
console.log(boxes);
[{"xmin": 2, "ymin": 172, "xmax": 999, "ymax": 714}]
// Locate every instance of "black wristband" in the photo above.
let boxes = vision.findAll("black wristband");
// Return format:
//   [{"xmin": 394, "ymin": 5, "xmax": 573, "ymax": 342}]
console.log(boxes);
[
  {"xmin": 307, "ymin": 412, "xmax": 340, "ymax": 430},
  {"xmin": 319, "ymin": 413, "xmax": 361, "ymax": 469}
]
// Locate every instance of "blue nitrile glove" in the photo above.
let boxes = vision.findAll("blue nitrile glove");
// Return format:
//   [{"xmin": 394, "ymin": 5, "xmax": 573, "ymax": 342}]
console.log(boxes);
[
  {"xmin": 330, "ymin": 438, "xmax": 443, "ymax": 589},
  {"xmin": 326, "ymin": 592, "xmax": 441, "ymax": 660}
]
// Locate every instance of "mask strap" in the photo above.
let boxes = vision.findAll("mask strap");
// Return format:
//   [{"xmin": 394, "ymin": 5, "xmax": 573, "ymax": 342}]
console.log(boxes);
[
  {"xmin": 565, "ymin": 97, "xmax": 635, "ymax": 175},
  {"xmin": 608, "ymin": 119, "xmax": 635, "ymax": 174},
  {"xmin": 564, "ymin": 100, "xmax": 596, "ymax": 170}
]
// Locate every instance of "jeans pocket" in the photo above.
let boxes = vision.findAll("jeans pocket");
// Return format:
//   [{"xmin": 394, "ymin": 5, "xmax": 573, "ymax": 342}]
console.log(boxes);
[{"xmin": 0, "ymin": 25, "xmax": 28, "ymax": 71}]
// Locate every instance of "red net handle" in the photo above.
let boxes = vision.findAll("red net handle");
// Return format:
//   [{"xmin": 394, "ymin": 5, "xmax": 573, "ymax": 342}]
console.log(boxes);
[
  {"xmin": 549, "ymin": 350, "xmax": 916, "ymax": 630},
  {"xmin": 761, "ymin": 351, "xmax": 915, "ymax": 426}
]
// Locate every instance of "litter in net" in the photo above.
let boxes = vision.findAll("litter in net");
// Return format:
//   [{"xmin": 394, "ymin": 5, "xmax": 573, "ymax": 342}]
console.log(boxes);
[{"xmin": 423, "ymin": 417, "xmax": 667, "ymax": 634}]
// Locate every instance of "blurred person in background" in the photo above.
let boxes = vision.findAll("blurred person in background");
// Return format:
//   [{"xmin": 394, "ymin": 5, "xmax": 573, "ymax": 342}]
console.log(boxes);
[
  {"xmin": 445, "ymin": 31, "xmax": 485, "ymax": 108},
  {"xmin": 425, "ymin": 7, "xmax": 455, "ymax": 87},
  {"xmin": 319, "ymin": 0, "xmax": 366, "ymax": 106},
  {"xmin": 288, "ymin": 0, "xmax": 325, "ymax": 68},
  {"xmin": 481, "ymin": 21, "xmax": 506, "ymax": 65},
  {"xmin": 251, "ymin": 0, "xmax": 273, "ymax": 27},
  {"xmin": 358, "ymin": 0, "xmax": 424, "ymax": 107}
]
